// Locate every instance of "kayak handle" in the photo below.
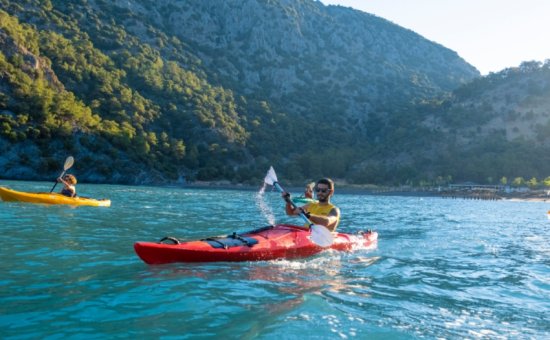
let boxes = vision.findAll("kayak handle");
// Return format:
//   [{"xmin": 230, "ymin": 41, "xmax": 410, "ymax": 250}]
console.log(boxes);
[{"xmin": 159, "ymin": 236, "xmax": 181, "ymax": 245}]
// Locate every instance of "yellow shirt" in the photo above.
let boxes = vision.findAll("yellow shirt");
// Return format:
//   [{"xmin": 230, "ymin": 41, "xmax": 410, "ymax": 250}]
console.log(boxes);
[{"xmin": 305, "ymin": 202, "xmax": 340, "ymax": 230}]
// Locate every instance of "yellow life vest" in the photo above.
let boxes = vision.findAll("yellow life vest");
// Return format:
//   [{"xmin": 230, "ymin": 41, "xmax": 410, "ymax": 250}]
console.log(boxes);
[{"xmin": 304, "ymin": 202, "xmax": 340, "ymax": 230}]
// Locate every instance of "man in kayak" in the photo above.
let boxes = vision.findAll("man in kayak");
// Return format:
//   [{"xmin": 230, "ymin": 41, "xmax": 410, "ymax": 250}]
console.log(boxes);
[
  {"xmin": 57, "ymin": 174, "xmax": 77, "ymax": 197},
  {"xmin": 284, "ymin": 178, "xmax": 340, "ymax": 232}
]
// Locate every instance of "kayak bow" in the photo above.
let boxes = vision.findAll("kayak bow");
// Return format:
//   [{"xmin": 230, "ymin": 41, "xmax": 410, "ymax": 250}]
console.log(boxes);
[{"xmin": 291, "ymin": 197, "xmax": 316, "ymax": 205}]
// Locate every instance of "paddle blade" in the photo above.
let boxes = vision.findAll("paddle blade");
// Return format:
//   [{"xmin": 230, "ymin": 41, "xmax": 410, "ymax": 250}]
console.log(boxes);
[
  {"xmin": 310, "ymin": 224, "xmax": 334, "ymax": 247},
  {"xmin": 264, "ymin": 166, "xmax": 278, "ymax": 186},
  {"xmin": 64, "ymin": 156, "xmax": 74, "ymax": 171}
]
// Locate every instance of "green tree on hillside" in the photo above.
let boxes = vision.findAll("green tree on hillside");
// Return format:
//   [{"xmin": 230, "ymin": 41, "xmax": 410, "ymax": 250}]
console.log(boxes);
[
  {"xmin": 527, "ymin": 177, "xmax": 538, "ymax": 188},
  {"xmin": 512, "ymin": 177, "xmax": 525, "ymax": 187}
]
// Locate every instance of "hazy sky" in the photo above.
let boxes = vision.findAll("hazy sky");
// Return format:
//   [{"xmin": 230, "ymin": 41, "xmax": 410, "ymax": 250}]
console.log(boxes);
[{"xmin": 320, "ymin": 0, "xmax": 550, "ymax": 75}]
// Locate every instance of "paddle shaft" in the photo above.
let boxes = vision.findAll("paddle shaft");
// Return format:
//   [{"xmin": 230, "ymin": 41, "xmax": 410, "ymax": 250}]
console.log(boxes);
[
  {"xmin": 50, "ymin": 170, "xmax": 66, "ymax": 193},
  {"xmin": 273, "ymin": 182, "xmax": 312, "ymax": 226}
]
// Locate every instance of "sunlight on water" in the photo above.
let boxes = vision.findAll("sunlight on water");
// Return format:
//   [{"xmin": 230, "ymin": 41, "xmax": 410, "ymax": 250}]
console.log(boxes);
[{"xmin": 255, "ymin": 183, "xmax": 276, "ymax": 225}]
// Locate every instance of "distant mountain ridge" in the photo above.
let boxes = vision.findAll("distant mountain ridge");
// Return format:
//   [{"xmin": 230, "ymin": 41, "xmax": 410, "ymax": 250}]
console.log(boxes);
[
  {"xmin": 1, "ymin": 0, "xmax": 548, "ymax": 186},
  {"xmin": 119, "ymin": 0, "xmax": 478, "ymax": 118}
]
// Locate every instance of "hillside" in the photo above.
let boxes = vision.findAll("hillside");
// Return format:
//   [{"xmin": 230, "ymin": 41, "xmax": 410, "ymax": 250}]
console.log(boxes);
[
  {"xmin": 3, "ymin": 0, "xmax": 544, "ymax": 186},
  {"xmin": 420, "ymin": 61, "xmax": 550, "ymax": 184}
]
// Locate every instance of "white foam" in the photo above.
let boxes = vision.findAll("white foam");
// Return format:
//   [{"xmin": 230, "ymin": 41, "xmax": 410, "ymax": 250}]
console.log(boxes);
[{"xmin": 255, "ymin": 183, "xmax": 276, "ymax": 225}]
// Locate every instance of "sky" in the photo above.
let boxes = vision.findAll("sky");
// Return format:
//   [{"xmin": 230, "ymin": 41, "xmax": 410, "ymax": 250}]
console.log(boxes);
[{"xmin": 320, "ymin": 0, "xmax": 550, "ymax": 75}]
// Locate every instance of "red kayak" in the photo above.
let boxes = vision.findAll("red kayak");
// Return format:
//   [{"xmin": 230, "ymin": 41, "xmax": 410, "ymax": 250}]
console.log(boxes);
[{"xmin": 134, "ymin": 224, "xmax": 378, "ymax": 264}]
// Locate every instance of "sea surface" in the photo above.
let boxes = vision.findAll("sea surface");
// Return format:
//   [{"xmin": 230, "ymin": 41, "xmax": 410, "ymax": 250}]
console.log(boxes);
[{"xmin": 1, "ymin": 180, "xmax": 549, "ymax": 339}]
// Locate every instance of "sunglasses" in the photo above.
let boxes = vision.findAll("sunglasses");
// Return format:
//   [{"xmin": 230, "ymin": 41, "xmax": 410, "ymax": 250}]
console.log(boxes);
[{"xmin": 315, "ymin": 188, "xmax": 329, "ymax": 193}]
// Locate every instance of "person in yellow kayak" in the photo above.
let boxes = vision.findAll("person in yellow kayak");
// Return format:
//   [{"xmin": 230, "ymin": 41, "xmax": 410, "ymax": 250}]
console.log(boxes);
[
  {"xmin": 57, "ymin": 174, "xmax": 77, "ymax": 197},
  {"xmin": 283, "ymin": 178, "xmax": 340, "ymax": 232}
]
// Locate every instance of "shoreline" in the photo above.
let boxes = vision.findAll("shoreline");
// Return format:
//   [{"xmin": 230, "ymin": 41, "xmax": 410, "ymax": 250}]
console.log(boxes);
[
  {"xmin": 184, "ymin": 181, "xmax": 550, "ymax": 202},
  {"xmin": 3, "ymin": 178, "xmax": 549, "ymax": 202}
]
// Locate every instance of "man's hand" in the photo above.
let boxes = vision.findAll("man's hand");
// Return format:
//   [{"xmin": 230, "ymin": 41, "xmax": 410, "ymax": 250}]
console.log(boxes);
[{"xmin": 282, "ymin": 191, "xmax": 291, "ymax": 203}]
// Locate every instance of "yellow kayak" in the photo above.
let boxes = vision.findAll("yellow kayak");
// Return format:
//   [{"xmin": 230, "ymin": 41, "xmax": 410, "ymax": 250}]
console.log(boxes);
[{"xmin": 0, "ymin": 186, "xmax": 111, "ymax": 207}]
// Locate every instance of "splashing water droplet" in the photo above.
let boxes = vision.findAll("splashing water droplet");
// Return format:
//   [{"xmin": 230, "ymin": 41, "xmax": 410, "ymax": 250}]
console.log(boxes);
[{"xmin": 256, "ymin": 183, "xmax": 276, "ymax": 225}]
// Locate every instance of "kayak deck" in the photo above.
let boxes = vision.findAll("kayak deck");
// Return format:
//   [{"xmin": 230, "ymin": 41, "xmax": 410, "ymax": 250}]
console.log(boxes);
[
  {"xmin": 0, "ymin": 186, "xmax": 111, "ymax": 207},
  {"xmin": 135, "ymin": 224, "xmax": 378, "ymax": 264}
]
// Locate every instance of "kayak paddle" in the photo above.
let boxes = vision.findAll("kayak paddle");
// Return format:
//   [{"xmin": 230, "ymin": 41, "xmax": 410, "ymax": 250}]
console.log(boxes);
[
  {"xmin": 50, "ymin": 156, "xmax": 75, "ymax": 193},
  {"xmin": 264, "ymin": 166, "xmax": 334, "ymax": 247}
]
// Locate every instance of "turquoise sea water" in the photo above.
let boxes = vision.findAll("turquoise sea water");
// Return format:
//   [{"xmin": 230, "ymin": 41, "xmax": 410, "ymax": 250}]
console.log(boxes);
[{"xmin": 1, "ymin": 180, "xmax": 549, "ymax": 339}]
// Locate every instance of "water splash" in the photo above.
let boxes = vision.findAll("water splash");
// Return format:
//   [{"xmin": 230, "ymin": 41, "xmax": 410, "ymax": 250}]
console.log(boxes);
[{"xmin": 255, "ymin": 183, "xmax": 276, "ymax": 225}]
